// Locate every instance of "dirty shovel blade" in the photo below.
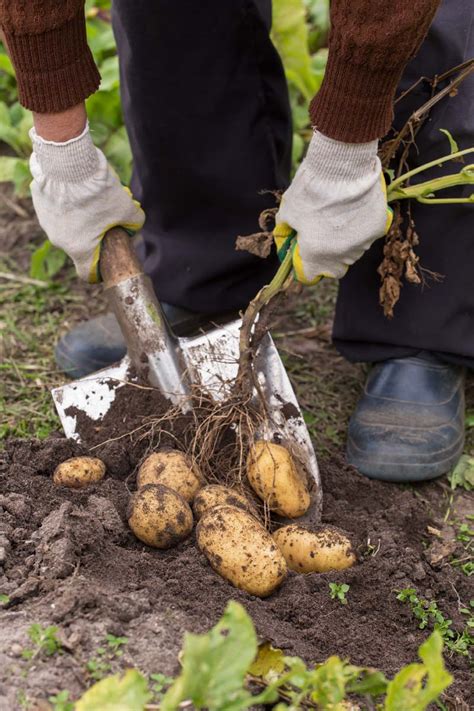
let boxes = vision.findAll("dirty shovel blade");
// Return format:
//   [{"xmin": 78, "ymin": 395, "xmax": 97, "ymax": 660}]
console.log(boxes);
[{"xmin": 52, "ymin": 318, "xmax": 321, "ymax": 518}]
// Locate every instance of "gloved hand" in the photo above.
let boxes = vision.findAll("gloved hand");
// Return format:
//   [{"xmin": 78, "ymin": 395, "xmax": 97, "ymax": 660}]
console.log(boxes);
[
  {"xmin": 30, "ymin": 123, "xmax": 145, "ymax": 283},
  {"xmin": 274, "ymin": 130, "xmax": 393, "ymax": 285}
]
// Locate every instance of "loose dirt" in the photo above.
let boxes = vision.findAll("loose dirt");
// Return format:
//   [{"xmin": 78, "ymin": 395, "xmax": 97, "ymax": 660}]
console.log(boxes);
[{"xmin": 0, "ymin": 392, "xmax": 472, "ymax": 708}]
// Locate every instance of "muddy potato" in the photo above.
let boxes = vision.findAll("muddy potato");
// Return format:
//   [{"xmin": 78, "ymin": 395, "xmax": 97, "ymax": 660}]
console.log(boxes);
[
  {"xmin": 273, "ymin": 524, "xmax": 356, "ymax": 573},
  {"xmin": 128, "ymin": 484, "xmax": 193, "ymax": 549},
  {"xmin": 53, "ymin": 457, "xmax": 106, "ymax": 489},
  {"xmin": 193, "ymin": 485, "xmax": 257, "ymax": 520},
  {"xmin": 137, "ymin": 450, "xmax": 202, "ymax": 502},
  {"xmin": 247, "ymin": 441, "xmax": 310, "ymax": 518},
  {"xmin": 196, "ymin": 505, "xmax": 287, "ymax": 597}
]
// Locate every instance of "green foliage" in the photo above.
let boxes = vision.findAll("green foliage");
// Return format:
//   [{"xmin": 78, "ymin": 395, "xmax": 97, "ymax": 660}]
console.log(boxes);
[
  {"xmin": 329, "ymin": 582, "xmax": 350, "ymax": 605},
  {"xmin": 86, "ymin": 634, "xmax": 129, "ymax": 681},
  {"xmin": 149, "ymin": 673, "xmax": 174, "ymax": 703},
  {"xmin": 48, "ymin": 690, "xmax": 74, "ymax": 711},
  {"xmin": 76, "ymin": 670, "xmax": 151, "ymax": 711},
  {"xmin": 271, "ymin": 0, "xmax": 319, "ymax": 101},
  {"xmin": 384, "ymin": 632, "xmax": 452, "ymax": 711},
  {"xmin": 74, "ymin": 602, "xmax": 454, "ymax": 710},
  {"xmin": 30, "ymin": 240, "xmax": 67, "ymax": 282},
  {"xmin": 397, "ymin": 588, "xmax": 473, "ymax": 658},
  {"xmin": 161, "ymin": 600, "xmax": 258, "ymax": 710},
  {"xmin": 21, "ymin": 623, "xmax": 62, "ymax": 661},
  {"xmin": 0, "ymin": 594, "xmax": 10, "ymax": 605},
  {"xmin": 440, "ymin": 128, "xmax": 460, "ymax": 155},
  {"xmin": 448, "ymin": 454, "xmax": 474, "ymax": 491}
]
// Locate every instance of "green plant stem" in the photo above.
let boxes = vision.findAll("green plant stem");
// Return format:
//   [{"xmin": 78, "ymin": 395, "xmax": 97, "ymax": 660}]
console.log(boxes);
[
  {"xmin": 388, "ymin": 147, "xmax": 474, "ymax": 192},
  {"xmin": 388, "ymin": 168, "xmax": 474, "ymax": 203}
]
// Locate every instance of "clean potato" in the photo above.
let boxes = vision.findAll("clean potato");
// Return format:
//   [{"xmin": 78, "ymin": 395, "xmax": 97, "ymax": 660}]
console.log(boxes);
[
  {"xmin": 53, "ymin": 456, "xmax": 106, "ymax": 489},
  {"xmin": 128, "ymin": 483, "xmax": 193, "ymax": 549},
  {"xmin": 247, "ymin": 441, "xmax": 310, "ymax": 518},
  {"xmin": 137, "ymin": 450, "xmax": 202, "ymax": 502},
  {"xmin": 193, "ymin": 485, "xmax": 257, "ymax": 520},
  {"xmin": 273, "ymin": 524, "xmax": 356, "ymax": 573},
  {"xmin": 196, "ymin": 505, "xmax": 287, "ymax": 597}
]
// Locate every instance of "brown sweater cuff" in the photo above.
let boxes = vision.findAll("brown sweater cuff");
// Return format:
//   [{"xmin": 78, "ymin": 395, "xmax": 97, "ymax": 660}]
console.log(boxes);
[
  {"xmin": 4, "ymin": 10, "xmax": 100, "ymax": 114},
  {"xmin": 309, "ymin": 52, "xmax": 405, "ymax": 143}
]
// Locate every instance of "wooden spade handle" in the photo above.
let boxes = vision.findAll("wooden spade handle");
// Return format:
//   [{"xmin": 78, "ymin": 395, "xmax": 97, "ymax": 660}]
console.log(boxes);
[{"xmin": 99, "ymin": 227, "xmax": 143, "ymax": 288}]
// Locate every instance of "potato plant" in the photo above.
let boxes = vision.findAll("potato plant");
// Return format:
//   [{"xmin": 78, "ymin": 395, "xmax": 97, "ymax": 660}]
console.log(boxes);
[{"xmin": 72, "ymin": 601, "xmax": 453, "ymax": 710}]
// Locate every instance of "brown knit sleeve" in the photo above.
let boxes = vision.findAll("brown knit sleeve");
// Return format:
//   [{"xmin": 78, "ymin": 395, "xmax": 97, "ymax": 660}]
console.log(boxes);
[
  {"xmin": 0, "ymin": 1, "xmax": 100, "ymax": 113},
  {"xmin": 310, "ymin": 0, "xmax": 441, "ymax": 142}
]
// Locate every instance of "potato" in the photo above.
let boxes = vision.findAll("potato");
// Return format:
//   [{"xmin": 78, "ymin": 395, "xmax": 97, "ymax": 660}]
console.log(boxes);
[
  {"xmin": 273, "ymin": 524, "xmax": 356, "ymax": 573},
  {"xmin": 128, "ymin": 484, "xmax": 193, "ymax": 549},
  {"xmin": 196, "ymin": 505, "xmax": 287, "ymax": 597},
  {"xmin": 53, "ymin": 456, "xmax": 106, "ymax": 489},
  {"xmin": 137, "ymin": 450, "xmax": 202, "ymax": 502},
  {"xmin": 193, "ymin": 485, "xmax": 257, "ymax": 520},
  {"xmin": 247, "ymin": 441, "xmax": 310, "ymax": 518}
]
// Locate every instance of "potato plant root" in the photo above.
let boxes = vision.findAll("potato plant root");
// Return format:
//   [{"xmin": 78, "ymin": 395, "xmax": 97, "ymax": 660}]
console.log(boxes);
[{"xmin": 0, "ymin": 413, "xmax": 472, "ymax": 706}]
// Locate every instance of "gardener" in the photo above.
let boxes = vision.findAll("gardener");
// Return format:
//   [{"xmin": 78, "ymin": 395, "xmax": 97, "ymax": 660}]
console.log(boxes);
[{"xmin": 1, "ymin": 1, "xmax": 472, "ymax": 482}]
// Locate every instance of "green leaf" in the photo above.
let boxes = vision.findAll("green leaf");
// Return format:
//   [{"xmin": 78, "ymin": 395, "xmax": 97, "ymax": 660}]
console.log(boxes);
[
  {"xmin": 307, "ymin": 656, "xmax": 349, "ymax": 707},
  {"xmin": 75, "ymin": 670, "xmax": 150, "ymax": 711},
  {"xmin": 248, "ymin": 643, "xmax": 286, "ymax": 679},
  {"xmin": 0, "ymin": 52, "xmax": 15, "ymax": 78},
  {"xmin": 30, "ymin": 240, "xmax": 67, "ymax": 282},
  {"xmin": 465, "ymin": 412, "xmax": 474, "ymax": 427},
  {"xmin": 99, "ymin": 56, "xmax": 120, "ymax": 92},
  {"xmin": 292, "ymin": 132, "xmax": 304, "ymax": 169},
  {"xmin": 102, "ymin": 126, "xmax": 133, "ymax": 183},
  {"xmin": 0, "ymin": 156, "xmax": 22, "ymax": 182},
  {"xmin": 439, "ymin": 129, "xmax": 460, "ymax": 155},
  {"xmin": 384, "ymin": 631, "xmax": 452, "ymax": 711},
  {"xmin": 448, "ymin": 455, "xmax": 474, "ymax": 491},
  {"xmin": 0, "ymin": 594, "xmax": 10, "ymax": 605},
  {"xmin": 271, "ymin": 0, "xmax": 318, "ymax": 101},
  {"xmin": 161, "ymin": 601, "xmax": 257, "ymax": 711}
]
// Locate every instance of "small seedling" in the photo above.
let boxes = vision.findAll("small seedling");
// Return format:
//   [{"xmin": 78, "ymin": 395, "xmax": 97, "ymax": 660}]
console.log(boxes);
[
  {"xmin": 149, "ymin": 672, "xmax": 174, "ymax": 702},
  {"xmin": 329, "ymin": 582, "xmax": 350, "ymax": 605},
  {"xmin": 48, "ymin": 690, "xmax": 74, "ymax": 711},
  {"xmin": 397, "ymin": 589, "xmax": 473, "ymax": 657},
  {"xmin": 21, "ymin": 623, "xmax": 62, "ymax": 661},
  {"xmin": 0, "ymin": 594, "xmax": 10, "ymax": 605},
  {"xmin": 86, "ymin": 634, "xmax": 129, "ymax": 680}
]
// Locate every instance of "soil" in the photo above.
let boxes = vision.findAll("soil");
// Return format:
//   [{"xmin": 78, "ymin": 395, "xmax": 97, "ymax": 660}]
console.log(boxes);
[
  {"xmin": 1, "ymin": 183, "xmax": 473, "ymax": 708},
  {"xmin": 1, "ymin": 397, "xmax": 472, "ymax": 708}
]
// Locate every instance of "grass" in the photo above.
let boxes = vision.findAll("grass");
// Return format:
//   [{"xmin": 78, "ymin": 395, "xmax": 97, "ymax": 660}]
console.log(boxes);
[{"xmin": 0, "ymin": 195, "xmax": 104, "ymax": 443}]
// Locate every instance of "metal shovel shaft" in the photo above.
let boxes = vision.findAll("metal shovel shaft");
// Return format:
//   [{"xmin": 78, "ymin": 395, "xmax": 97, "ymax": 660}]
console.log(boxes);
[{"xmin": 100, "ymin": 228, "xmax": 189, "ymax": 407}]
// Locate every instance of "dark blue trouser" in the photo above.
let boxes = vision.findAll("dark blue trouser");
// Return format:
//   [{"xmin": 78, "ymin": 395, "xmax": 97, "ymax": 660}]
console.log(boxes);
[
  {"xmin": 113, "ymin": 1, "xmax": 474, "ymax": 365},
  {"xmin": 112, "ymin": 0, "xmax": 289, "ymax": 314},
  {"xmin": 333, "ymin": 0, "xmax": 474, "ymax": 368}
]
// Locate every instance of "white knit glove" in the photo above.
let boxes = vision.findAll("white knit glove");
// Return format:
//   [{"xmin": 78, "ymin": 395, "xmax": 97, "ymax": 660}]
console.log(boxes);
[
  {"xmin": 30, "ymin": 124, "xmax": 145, "ymax": 283},
  {"xmin": 274, "ymin": 131, "xmax": 393, "ymax": 284}
]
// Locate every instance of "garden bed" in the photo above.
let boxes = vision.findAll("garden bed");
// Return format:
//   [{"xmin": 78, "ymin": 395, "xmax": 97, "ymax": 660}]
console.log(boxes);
[{"xmin": 0, "ymin": 400, "xmax": 472, "ymax": 707}]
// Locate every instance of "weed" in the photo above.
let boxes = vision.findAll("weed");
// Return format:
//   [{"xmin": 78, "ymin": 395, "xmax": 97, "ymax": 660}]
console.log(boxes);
[
  {"xmin": 0, "ymin": 593, "xmax": 10, "ymax": 605},
  {"xmin": 21, "ymin": 623, "xmax": 62, "ymax": 661},
  {"xmin": 48, "ymin": 690, "xmax": 74, "ymax": 711},
  {"xmin": 397, "ymin": 589, "xmax": 473, "ymax": 658},
  {"xmin": 448, "ymin": 455, "xmax": 474, "ymax": 491},
  {"xmin": 149, "ymin": 672, "xmax": 174, "ymax": 702},
  {"xmin": 329, "ymin": 582, "xmax": 350, "ymax": 605},
  {"xmin": 86, "ymin": 634, "xmax": 128, "ymax": 681}
]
